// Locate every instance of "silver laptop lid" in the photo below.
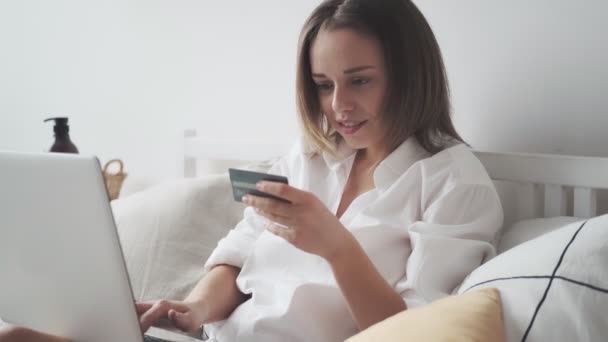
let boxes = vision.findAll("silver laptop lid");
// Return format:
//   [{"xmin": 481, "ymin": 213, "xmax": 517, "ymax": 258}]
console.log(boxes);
[{"xmin": 0, "ymin": 151, "xmax": 143, "ymax": 342}]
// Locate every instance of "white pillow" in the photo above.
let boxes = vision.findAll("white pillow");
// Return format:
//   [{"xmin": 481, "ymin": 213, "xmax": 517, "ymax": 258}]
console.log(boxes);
[
  {"xmin": 498, "ymin": 216, "xmax": 583, "ymax": 254},
  {"xmin": 111, "ymin": 174, "xmax": 245, "ymax": 301},
  {"xmin": 458, "ymin": 214, "xmax": 608, "ymax": 342}
]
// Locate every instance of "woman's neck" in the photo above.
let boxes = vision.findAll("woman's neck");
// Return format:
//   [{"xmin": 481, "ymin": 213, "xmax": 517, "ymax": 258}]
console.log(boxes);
[
  {"xmin": 355, "ymin": 146, "xmax": 386, "ymax": 176},
  {"xmin": 359, "ymin": 143, "xmax": 387, "ymax": 165}
]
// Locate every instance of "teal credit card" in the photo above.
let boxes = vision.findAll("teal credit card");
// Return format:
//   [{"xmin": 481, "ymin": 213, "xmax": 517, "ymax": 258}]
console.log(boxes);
[{"xmin": 228, "ymin": 168, "xmax": 290, "ymax": 203}]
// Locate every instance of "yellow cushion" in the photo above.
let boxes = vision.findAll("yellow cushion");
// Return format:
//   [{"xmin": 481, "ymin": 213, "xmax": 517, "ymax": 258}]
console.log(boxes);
[{"xmin": 346, "ymin": 288, "xmax": 504, "ymax": 342}]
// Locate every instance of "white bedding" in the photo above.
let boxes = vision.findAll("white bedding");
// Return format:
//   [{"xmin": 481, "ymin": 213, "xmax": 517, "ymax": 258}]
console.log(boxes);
[
  {"xmin": 2, "ymin": 172, "xmax": 605, "ymax": 341},
  {"xmin": 459, "ymin": 214, "xmax": 608, "ymax": 342},
  {"xmin": 497, "ymin": 216, "xmax": 583, "ymax": 254}
]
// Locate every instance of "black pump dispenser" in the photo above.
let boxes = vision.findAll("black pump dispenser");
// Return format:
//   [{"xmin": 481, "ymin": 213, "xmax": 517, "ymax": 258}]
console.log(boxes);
[{"xmin": 44, "ymin": 117, "xmax": 79, "ymax": 153}]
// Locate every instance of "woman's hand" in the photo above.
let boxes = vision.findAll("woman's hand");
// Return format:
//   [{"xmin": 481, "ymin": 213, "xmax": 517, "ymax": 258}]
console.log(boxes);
[
  {"xmin": 242, "ymin": 181, "xmax": 353, "ymax": 261},
  {"xmin": 0, "ymin": 325, "xmax": 70, "ymax": 342},
  {"xmin": 137, "ymin": 299, "xmax": 207, "ymax": 334}
]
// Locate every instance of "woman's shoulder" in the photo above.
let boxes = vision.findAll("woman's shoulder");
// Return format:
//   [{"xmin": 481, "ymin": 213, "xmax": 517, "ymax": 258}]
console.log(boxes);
[
  {"xmin": 417, "ymin": 143, "xmax": 493, "ymax": 187},
  {"xmin": 280, "ymin": 136, "xmax": 319, "ymax": 164},
  {"xmin": 269, "ymin": 136, "xmax": 325, "ymax": 175}
]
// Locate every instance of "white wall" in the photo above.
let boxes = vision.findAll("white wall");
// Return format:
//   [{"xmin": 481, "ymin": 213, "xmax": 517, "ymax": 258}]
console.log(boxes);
[
  {"xmin": 0, "ymin": 0, "xmax": 317, "ymax": 180},
  {"xmin": 416, "ymin": 0, "xmax": 608, "ymax": 157},
  {"xmin": 415, "ymin": 0, "xmax": 608, "ymax": 212},
  {"xmin": 1, "ymin": 1, "xmax": 607, "ymax": 185}
]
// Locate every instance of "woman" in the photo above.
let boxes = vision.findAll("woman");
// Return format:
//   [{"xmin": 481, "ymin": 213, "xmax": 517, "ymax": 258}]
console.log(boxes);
[{"xmin": 1, "ymin": 0, "xmax": 502, "ymax": 341}]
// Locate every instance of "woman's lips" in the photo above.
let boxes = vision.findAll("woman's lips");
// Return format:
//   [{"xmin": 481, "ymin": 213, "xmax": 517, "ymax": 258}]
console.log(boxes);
[{"xmin": 338, "ymin": 121, "xmax": 367, "ymax": 135}]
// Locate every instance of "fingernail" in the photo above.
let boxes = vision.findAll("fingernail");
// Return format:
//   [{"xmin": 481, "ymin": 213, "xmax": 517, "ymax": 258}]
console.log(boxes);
[
  {"xmin": 242, "ymin": 195, "xmax": 250, "ymax": 203},
  {"xmin": 256, "ymin": 182, "xmax": 264, "ymax": 190}
]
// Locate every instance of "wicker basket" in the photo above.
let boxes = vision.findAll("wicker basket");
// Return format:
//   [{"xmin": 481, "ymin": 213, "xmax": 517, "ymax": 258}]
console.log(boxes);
[{"xmin": 103, "ymin": 159, "xmax": 127, "ymax": 201}]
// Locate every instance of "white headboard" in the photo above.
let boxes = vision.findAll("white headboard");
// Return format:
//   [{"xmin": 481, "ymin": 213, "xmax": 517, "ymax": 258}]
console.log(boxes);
[
  {"xmin": 183, "ymin": 129, "xmax": 608, "ymax": 227},
  {"xmin": 475, "ymin": 151, "xmax": 608, "ymax": 227}
]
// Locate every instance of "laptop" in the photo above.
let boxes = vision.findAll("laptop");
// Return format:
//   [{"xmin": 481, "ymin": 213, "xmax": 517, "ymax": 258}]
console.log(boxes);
[{"xmin": 0, "ymin": 151, "xmax": 206, "ymax": 342}]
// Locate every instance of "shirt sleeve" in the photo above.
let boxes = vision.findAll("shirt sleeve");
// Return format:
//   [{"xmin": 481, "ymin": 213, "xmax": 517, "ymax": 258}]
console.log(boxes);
[
  {"xmin": 202, "ymin": 141, "xmax": 301, "ymax": 272},
  {"xmin": 203, "ymin": 205, "xmax": 269, "ymax": 272},
  {"xmin": 395, "ymin": 183, "xmax": 503, "ymax": 308}
]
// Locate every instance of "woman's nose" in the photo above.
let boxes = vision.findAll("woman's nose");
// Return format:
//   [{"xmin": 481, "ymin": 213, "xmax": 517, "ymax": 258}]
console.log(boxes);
[{"xmin": 331, "ymin": 86, "xmax": 355, "ymax": 114}]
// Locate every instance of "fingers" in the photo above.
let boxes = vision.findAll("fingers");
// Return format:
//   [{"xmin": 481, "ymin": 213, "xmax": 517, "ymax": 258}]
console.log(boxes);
[
  {"xmin": 139, "ymin": 301, "xmax": 167, "ymax": 333},
  {"xmin": 267, "ymin": 224, "xmax": 297, "ymax": 242},
  {"xmin": 243, "ymin": 194, "xmax": 291, "ymax": 218},
  {"xmin": 256, "ymin": 182, "xmax": 299, "ymax": 204},
  {"xmin": 255, "ymin": 208, "xmax": 293, "ymax": 228},
  {"xmin": 168, "ymin": 309, "xmax": 197, "ymax": 333},
  {"xmin": 135, "ymin": 302, "xmax": 154, "ymax": 315},
  {"xmin": 139, "ymin": 300, "xmax": 189, "ymax": 333}
]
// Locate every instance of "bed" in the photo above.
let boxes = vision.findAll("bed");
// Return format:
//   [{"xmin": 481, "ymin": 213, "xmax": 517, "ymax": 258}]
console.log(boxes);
[
  {"xmin": 181, "ymin": 129, "xmax": 608, "ymax": 341},
  {"xmin": 3, "ymin": 132, "xmax": 604, "ymax": 341},
  {"xmin": 182, "ymin": 129, "xmax": 608, "ymax": 223}
]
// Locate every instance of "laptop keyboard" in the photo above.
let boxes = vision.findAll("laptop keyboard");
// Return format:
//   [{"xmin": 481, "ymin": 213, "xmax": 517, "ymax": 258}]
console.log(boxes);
[
  {"xmin": 144, "ymin": 335, "xmax": 171, "ymax": 342},
  {"xmin": 143, "ymin": 326, "xmax": 209, "ymax": 341},
  {"xmin": 144, "ymin": 332, "xmax": 210, "ymax": 341}
]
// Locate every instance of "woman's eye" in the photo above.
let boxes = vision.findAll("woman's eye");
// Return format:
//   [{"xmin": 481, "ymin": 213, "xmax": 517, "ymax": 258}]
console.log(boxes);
[
  {"xmin": 316, "ymin": 83, "xmax": 334, "ymax": 91},
  {"xmin": 352, "ymin": 78, "xmax": 370, "ymax": 86}
]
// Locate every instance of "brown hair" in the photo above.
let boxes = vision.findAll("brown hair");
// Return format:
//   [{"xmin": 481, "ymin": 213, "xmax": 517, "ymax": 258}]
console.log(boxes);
[{"xmin": 296, "ymin": 0, "xmax": 464, "ymax": 156}]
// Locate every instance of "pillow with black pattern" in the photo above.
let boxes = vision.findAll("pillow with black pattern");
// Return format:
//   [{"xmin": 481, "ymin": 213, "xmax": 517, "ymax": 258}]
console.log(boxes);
[{"xmin": 457, "ymin": 214, "xmax": 608, "ymax": 342}]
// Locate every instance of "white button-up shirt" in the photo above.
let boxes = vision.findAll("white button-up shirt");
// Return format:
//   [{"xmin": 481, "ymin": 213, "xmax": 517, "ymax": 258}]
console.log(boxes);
[{"xmin": 204, "ymin": 137, "xmax": 503, "ymax": 342}]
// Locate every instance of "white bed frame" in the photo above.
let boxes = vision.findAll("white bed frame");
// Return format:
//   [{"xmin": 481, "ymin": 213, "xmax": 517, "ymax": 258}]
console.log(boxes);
[{"xmin": 183, "ymin": 130, "xmax": 608, "ymax": 227}]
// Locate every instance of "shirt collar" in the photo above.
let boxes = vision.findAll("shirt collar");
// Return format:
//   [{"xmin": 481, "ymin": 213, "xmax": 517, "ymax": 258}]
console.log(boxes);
[
  {"xmin": 321, "ymin": 137, "xmax": 431, "ymax": 189},
  {"xmin": 321, "ymin": 140, "xmax": 357, "ymax": 172},
  {"xmin": 373, "ymin": 137, "xmax": 431, "ymax": 189}
]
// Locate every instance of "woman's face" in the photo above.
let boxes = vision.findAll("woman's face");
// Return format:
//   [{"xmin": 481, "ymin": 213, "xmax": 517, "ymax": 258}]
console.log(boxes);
[{"xmin": 310, "ymin": 28, "xmax": 389, "ymax": 153}]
